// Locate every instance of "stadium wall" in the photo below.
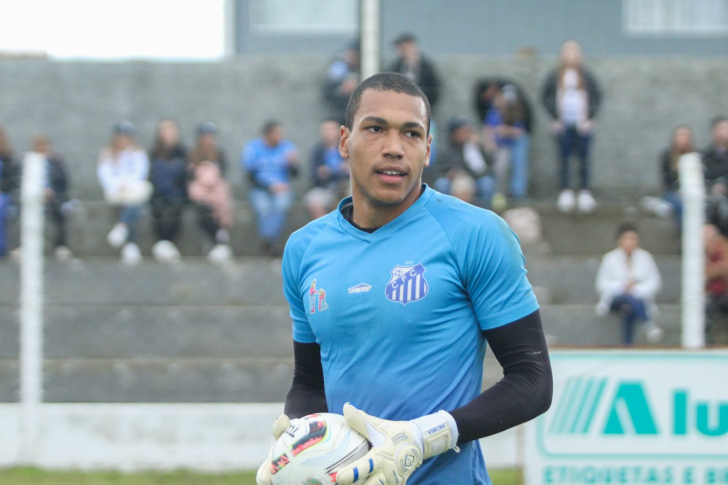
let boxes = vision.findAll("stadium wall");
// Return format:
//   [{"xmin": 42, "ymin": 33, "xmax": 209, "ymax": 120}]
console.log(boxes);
[{"xmin": 1, "ymin": 57, "xmax": 727, "ymax": 199}]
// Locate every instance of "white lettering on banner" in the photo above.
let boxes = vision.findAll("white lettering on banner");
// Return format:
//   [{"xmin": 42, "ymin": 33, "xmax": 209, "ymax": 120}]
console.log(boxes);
[{"xmin": 525, "ymin": 351, "xmax": 728, "ymax": 485}]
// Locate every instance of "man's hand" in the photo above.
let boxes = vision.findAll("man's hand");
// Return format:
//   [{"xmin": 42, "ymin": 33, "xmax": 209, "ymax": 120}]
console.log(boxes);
[
  {"xmin": 255, "ymin": 414, "xmax": 290, "ymax": 485},
  {"xmin": 336, "ymin": 403, "xmax": 458, "ymax": 485}
]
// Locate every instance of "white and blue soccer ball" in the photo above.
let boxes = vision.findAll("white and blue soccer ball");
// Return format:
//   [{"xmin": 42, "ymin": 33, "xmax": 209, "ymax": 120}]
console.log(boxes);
[{"xmin": 270, "ymin": 413, "xmax": 370, "ymax": 485}]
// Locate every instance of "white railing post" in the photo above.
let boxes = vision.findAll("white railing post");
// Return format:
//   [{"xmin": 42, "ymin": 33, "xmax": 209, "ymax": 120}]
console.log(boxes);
[
  {"xmin": 19, "ymin": 151, "xmax": 45, "ymax": 464},
  {"xmin": 360, "ymin": 0, "xmax": 381, "ymax": 79},
  {"xmin": 679, "ymin": 152, "xmax": 705, "ymax": 349}
]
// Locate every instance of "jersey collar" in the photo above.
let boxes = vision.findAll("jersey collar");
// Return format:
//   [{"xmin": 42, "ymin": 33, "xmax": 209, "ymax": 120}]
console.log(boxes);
[{"xmin": 336, "ymin": 184, "xmax": 433, "ymax": 242}]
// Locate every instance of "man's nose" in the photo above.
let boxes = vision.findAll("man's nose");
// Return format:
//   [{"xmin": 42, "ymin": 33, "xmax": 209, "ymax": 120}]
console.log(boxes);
[{"xmin": 382, "ymin": 131, "xmax": 405, "ymax": 159}]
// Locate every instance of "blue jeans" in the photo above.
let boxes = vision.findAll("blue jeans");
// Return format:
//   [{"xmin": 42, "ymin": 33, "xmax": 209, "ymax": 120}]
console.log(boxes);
[
  {"xmin": 434, "ymin": 175, "xmax": 496, "ymax": 207},
  {"xmin": 610, "ymin": 294, "xmax": 650, "ymax": 345},
  {"xmin": 509, "ymin": 133, "xmax": 530, "ymax": 199},
  {"xmin": 119, "ymin": 205, "xmax": 142, "ymax": 243},
  {"xmin": 663, "ymin": 190, "xmax": 683, "ymax": 225},
  {"xmin": 250, "ymin": 187, "xmax": 293, "ymax": 243},
  {"xmin": 0, "ymin": 193, "xmax": 12, "ymax": 257},
  {"xmin": 559, "ymin": 126, "xmax": 592, "ymax": 190}
]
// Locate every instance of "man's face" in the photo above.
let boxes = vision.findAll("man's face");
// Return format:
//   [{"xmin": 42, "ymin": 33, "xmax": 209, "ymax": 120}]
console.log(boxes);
[
  {"xmin": 340, "ymin": 89, "xmax": 431, "ymax": 209},
  {"xmin": 618, "ymin": 231, "xmax": 640, "ymax": 255},
  {"xmin": 397, "ymin": 41, "xmax": 419, "ymax": 63},
  {"xmin": 265, "ymin": 126, "xmax": 283, "ymax": 146},
  {"xmin": 712, "ymin": 121, "xmax": 728, "ymax": 147}
]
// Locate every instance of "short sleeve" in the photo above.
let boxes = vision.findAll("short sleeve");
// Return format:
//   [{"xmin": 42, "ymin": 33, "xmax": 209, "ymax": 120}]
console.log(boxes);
[
  {"xmin": 282, "ymin": 233, "xmax": 317, "ymax": 343},
  {"xmin": 242, "ymin": 142, "xmax": 257, "ymax": 172},
  {"xmin": 463, "ymin": 214, "xmax": 539, "ymax": 331}
]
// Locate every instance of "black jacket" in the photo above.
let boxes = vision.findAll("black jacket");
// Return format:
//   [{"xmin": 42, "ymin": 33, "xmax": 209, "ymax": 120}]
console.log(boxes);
[
  {"xmin": 0, "ymin": 152, "xmax": 18, "ymax": 194},
  {"xmin": 702, "ymin": 145, "xmax": 728, "ymax": 188},
  {"xmin": 660, "ymin": 149, "xmax": 680, "ymax": 193},
  {"xmin": 387, "ymin": 55, "xmax": 441, "ymax": 111},
  {"xmin": 46, "ymin": 154, "xmax": 70, "ymax": 200},
  {"xmin": 435, "ymin": 141, "xmax": 492, "ymax": 180},
  {"xmin": 540, "ymin": 67, "xmax": 602, "ymax": 121},
  {"xmin": 473, "ymin": 78, "xmax": 534, "ymax": 134}
]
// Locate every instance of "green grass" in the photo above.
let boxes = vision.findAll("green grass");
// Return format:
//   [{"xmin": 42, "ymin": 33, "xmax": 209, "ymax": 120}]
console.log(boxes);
[{"xmin": 0, "ymin": 467, "xmax": 521, "ymax": 484}]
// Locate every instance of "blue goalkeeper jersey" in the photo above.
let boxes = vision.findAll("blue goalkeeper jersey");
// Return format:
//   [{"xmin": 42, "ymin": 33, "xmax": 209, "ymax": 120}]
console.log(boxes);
[{"xmin": 282, "ymin": 185, "xmax": 539, "ymax": 485}]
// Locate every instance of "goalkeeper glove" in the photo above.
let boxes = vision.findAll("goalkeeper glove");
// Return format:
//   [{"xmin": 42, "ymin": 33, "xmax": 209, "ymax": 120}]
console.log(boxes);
[
  {"xmin": 335, "ymin": 403, "xmax": 459, "ymax": 485},
  {"xmin": 255, "ymin": 414, "xmax": 290, "ymax": 485}
]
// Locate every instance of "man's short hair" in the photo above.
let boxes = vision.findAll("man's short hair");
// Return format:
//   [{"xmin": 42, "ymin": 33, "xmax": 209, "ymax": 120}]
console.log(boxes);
[
  {"xmin": 344, "ymin": 72, "xmax": 431, "ymax": 134},
  {"xmin": 616, "ymin": 222, "xmax": 639, "ymax": 240},
  {"xmin": 711, "ymin": 115, "xmax": 728, "ymax": 129},
  {"xmin": 262, "ymin": 120, "xmax": 280, "ymax": 135}
]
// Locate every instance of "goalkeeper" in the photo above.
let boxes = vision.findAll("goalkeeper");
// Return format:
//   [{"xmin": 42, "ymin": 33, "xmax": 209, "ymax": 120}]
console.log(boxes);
[{"xmin": 258, "ymin": 72, "xmax": 552, "ymax": 485}]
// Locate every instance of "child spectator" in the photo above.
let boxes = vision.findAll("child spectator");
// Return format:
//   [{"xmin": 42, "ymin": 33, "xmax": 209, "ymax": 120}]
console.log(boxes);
[
  {"xmin": 483, "ymin": 84, "xmax": 530, "ymax": 202},
  {"xmin": 595, "ymin": 223, "xmax": 663, "ymax": 345},
  {"xmin": 541, "ymin": 40, "xmax": 602, "ymax": 213},
  {"xmin": 242, "ymin": 120, "xmax": 299, "ymax": 256},
  {"xmin": 187, "ymin": 122, "xmax": 233, "ymax": 263},
  {"xmin": 434, "ymin": 116, "xmax": 496, "ymax": 208},
  {"xmin": 304, "ymin": 118, "xmax": 349, "ymax": 220},
  {"xmin": 34, "ymin": 135, "xmax": 73, "ymax": 261},
  {"xmin": 0, "ymin": 127, "xmax": 18, "ymax": 258},
  {"xmin": 703, "ymin": 116, "xmax": 728, "ymax": 234},
  {"xmin": 97, "ymin": 122, "xmax": 151, "ymax": 265},
  {"xmin": 149, "ymin": 119, "xmax": 187, "ymax": 263}
]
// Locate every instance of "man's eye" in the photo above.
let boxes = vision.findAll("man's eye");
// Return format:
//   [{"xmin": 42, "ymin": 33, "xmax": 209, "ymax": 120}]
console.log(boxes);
[
  {"xmin": 405, "ymin": 131, "xmax": 421, "ymax": 138},
  {"xmin": 367, "ymin": 126, "xmax": 382, "ymax": 133}
]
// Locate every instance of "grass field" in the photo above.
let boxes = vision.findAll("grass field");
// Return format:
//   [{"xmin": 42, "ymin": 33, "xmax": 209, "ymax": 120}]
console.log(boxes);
[{"xmin": 0, "ymin": 467, "xmax": 521, "ymax": 484}]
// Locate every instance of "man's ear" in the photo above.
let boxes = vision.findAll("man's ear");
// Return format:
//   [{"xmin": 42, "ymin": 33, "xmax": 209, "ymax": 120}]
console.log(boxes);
[
  {"xmin": 424, "ymin": 133, "xmax": 433, "ymax": 168},
  {"xmin": 339, "ymin": 125, "xmax": 350, "ymax": 159}
]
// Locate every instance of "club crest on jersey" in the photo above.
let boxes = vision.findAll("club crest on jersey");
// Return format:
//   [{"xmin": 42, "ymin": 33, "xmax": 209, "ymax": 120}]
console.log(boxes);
[
  {"xmin": 385, "ymin": 263, "xmax": 428, "ymax": 305},
  {"xmin": 308, "ymin": 279, "xmax": 329, "ymax": 314}
]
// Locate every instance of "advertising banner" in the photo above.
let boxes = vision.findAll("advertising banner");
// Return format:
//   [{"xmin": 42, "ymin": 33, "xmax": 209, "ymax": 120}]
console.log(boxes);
[{"xmin": 525, "ymin": 350, "xmax": 728, "ymax": 485}]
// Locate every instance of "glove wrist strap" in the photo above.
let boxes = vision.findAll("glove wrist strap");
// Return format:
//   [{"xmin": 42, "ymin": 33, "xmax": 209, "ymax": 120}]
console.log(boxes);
[{"xmin": 411, "ymin": 411, "xmax": 459, "ymax": 460}]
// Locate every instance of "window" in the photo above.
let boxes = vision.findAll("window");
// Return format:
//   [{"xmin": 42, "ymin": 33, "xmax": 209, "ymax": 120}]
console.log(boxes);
[
  {"xmin": 251, "ymin": 0, "xmax": 357, "ymax": 34},
  {"xmin": 624, "ymin": 0, "xmax": 728, "ymax": 35}
]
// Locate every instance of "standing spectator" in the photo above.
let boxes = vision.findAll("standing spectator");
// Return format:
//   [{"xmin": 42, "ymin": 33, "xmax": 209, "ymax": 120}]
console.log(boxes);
[
  {"xmin": 541, "ymin": 40, "xmax": 602, "ymax": 213},
  {"xmin": 434, "ymin": 116, "xmax": 495, "ymax": 207},
  {"xmin": 483, "ymin": 84, "xmax": 530, "ymax": 202},
  {"xmin": 34, "ymin": 135, "xmax": 73, "ymax": 261},
  {"xmin": 0, "ymin": 127, "xmax": 18, "ymax": 258},
  {"xmin": 188, "ymin": 122, "xmax": 233, "ymax": 263},
  {"xmin": 148, "ymin": 119, "xmax": 187, "ymax": 263},
  {"xmin": 388, "ymin": 33, "xmax": 440, "ymax": 113},
  {"xmin": 242, "ymin": 120, "xmax": 299, "ymax": 256},
  {"xmin": 97, "ymin": 122, "xmax": 151, "ymax": 265},
  {"xmin": 595, "ymin": 223, "xmax": 663, "ymax": 345},
  {"xmin": 304, "ymin": 118, "xmax": 350, "ymax": 220},
  {"xmin": 322, "ymin": 39, "xmax": 360, "ymax": 120},
  {"xmin": 703, "ymin": 116, "xmax": 728, "ymax": 234},
  {"xmin": 659, "ymin": 126, "xmax": 694, "ymax": 222},
  {"xmin": 704, "ymin": 224, "xmax": 728, "ymax": 338}
]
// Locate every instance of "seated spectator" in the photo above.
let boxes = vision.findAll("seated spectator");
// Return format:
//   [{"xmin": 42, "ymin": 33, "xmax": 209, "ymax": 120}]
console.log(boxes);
[
  {"xmin": 0, "ymin": 126, "xmax": 18, "ymax": 258},
  {"xmin": 703, "ymin": 116, "xmax": 728, "ymax": 234},
  {"xmin": 483, "ymin": 84, "xmax": 530, "ymax": 201},
  {"xmin": 595, "ymin": 223, "xmax": 663, "ymax": 345},
  {"xmin": 322, "ymin": 39, "xmax": 360, "ymax": 120},
  {"xmin": 149, "ymin": 119, "xmax": 187, "ymax": 263},
  {"xmin": 541, "ymin": 40, "xmax": 602, "ymax": 214},
  {"xmin": 34, "ymin": 135, "xmax": 74, "ymax": 261},
  {"xmin": 704, "ymin": 224, "xmax": 728, "ymax": 331},
  {"xmin": 304, "ymin": 118, "xmax": 350, "ymax": 220},
  {"xmin": 242, "ymin": 120, "xmax": 299, "ymax": 256},
  {"xmin": 658, "ymin": 126, "xmax": 694, "ymax": 223},
  {"xmin": 188, "ymin": 122, "xmax": 233, "ymax": 263},
  {"xmin": 434, "ymin": 116, "xmax": 495, "ymax": 208},
  {"xmin": 97, "ymin": 122, "xmax": 151, "ymax": 265},
  {"xmin": 474, "ymin": 78, "xmax": 534, "ymax": 135}
]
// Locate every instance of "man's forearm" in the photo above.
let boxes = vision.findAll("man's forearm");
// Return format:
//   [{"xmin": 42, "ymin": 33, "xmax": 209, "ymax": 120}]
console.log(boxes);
[{"xmin": 284, "ymin": 341, "xmax": 328, "ymax": 418}]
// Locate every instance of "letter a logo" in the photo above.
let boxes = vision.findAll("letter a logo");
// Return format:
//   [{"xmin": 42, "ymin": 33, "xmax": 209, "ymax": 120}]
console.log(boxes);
[{"xmin": 603, "ymin": 382, "xmax": 659, "ymax": 435}]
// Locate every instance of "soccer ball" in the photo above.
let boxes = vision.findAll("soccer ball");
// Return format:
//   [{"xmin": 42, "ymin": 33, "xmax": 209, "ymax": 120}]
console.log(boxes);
[{"xmin": 270, "ymin": 413, "xmax": 370, "ymax": 485}]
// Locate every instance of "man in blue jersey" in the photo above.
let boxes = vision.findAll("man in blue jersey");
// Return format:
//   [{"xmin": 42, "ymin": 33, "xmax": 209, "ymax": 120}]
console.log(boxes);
[{"xmin": 257, "ymin": 72, "xmax": 552, "ymax": 485}]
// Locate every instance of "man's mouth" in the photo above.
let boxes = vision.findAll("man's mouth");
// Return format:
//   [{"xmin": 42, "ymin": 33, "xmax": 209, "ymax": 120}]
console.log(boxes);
[{"xmin": 376, "ymin": 170, "xmax": 406, "ymax": 177}]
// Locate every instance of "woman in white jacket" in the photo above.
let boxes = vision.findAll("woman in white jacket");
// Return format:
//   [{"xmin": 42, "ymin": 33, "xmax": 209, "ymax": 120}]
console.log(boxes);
[
  {"xmin": 97, "ymin": 122, "xmax": 151, "ymax": 264},
  {"xmin": 595, "ymin": 223, "xmax": 663, "ymax": 345}
]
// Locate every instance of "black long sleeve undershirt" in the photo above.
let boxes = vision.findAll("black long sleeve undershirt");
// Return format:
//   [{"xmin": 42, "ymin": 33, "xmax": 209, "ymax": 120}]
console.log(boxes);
[{"xmin": 284, "ymin": 310, "xmax": 552, "ymax": 444}]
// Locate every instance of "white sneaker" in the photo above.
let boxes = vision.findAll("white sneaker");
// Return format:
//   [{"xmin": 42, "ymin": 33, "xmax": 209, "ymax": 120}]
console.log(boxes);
[
  {"xmin": 152, "ymin": 240, "xmax": 181, "ymax": 263},
  {"xmin": 207, "ymin": 244, "xmax": 233, "ymax": 264},
  {"xmin": 640, "ymin": 196, "xmax": 673, "ymax": 218},
  {"xmin": 121, "ymin": 242, "xmax": 142, "ymax": 265},
  {"xmin": 107, "ymin": 223, "xmax": 129, "ymax": 248},
  {"xmin": 577, "ymin": 190, "xmax": 597, "ymax": 213},
  {"xmin": 557, "ymin": 189, "xmax": 576, "ymax": 213},
  {"xmin": 645, "ymin": 322, "xmax": 664, "ymax": 343},
  {"xmin": 54, "ymin": 246, "xmax": 73, "ymax": 262}
]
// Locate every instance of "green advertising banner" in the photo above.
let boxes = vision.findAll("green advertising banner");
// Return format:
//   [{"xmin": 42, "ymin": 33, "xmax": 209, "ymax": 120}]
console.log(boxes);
[{"xmin": 525, "ymin": 350, "xmax": 728, "ymax": 485}]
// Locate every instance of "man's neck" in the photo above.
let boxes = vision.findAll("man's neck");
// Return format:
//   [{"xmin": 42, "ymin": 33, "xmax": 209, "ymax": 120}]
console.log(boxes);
[{"xmin": 351, "ymin": 185, "xmax": 424, "ymax": 229}]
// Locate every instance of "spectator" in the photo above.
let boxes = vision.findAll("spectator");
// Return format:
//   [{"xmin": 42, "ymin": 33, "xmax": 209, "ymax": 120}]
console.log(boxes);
[
  {"xmin": 0, "ymin": 127, "xmax": 18, "ymax": 258},
  {"xmin": 148, "ymin": 119, "xmax": 187, "ymax": 263},
  {"xmin": 387, "ymin": 33, "xmax": 441, "ymax": 113},
  {"xmin": 304, "ymin": 118, "xmax": 350, "ymax": 220},
  {"xmin": 704, "ymin": 224, "xmax": 728, "ymax": 337},
  {"xmin": 34, "ymin": 135, "xmax": 73, "ymax": 261},
  {"xmin": 483, "ymin": 84, "xmax": 530, "ymax": 201},
  {"xmin": 703, "ymin": 116, "xmax": 728, "ymax": 234},
  {"xmin": 242, "ymin": 120, "xmax": 299, "ymax": 256},
  {"xmin": 595, "ymin": 223, "xmax": 663, "ymax": 345},
  {"xmin": 97, "ymin": 122, "xmax": 151, "ymax": 265},
  {"xmin": 434, "ymin": 116, "xmax": 496, "ymax": 207},
  {"xmin": 474, "ymin": 78, "xmax": 534, "ymax": 135},
  {"xmin": 323, "ymin": 39, "xmax": 360, "ymax": 120},
  {"xmin": 541, "ymin": 40, "xmax": 602, "ymax": 214},
  {"xmin": 188, "ymin": 122, "xmax": 233, "ymax": 263}
]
